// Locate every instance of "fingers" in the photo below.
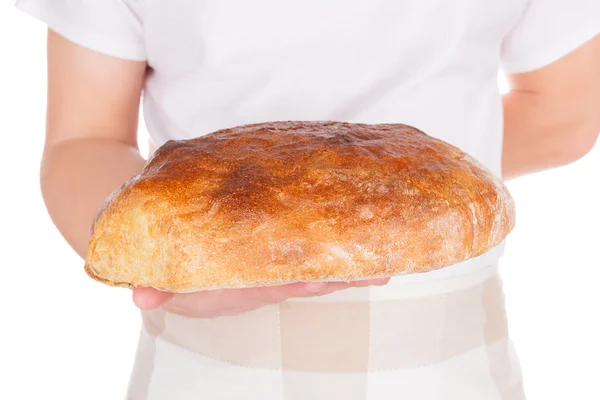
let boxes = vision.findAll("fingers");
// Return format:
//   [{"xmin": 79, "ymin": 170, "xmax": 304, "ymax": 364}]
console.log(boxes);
[
  {"xmin": 131, "ymin": 277, "xmax": 392, "ymax": 318},
  {"xmin": 312, "ymin": 278, "xmax": 390, "ymax": 291},
  {"xmin": 161, "ymin": 291, "xmax": 220, "ymax": 318},
  {"xmin": 262, "ymin": 277, "xmax": 391, "ymax": 303},
  {"xmin": 132, "ymin": 287, "xmax": 175, "ymax": 310},
  {"xmin": 304, "ymin": 282, "xmax": 328, "ymax": 293},
  {"xmin": 255, "ymin": 282, "xmax": 315, "ymax": 304},
  {"xmin": 351, "ymin": 277, "xmax": 391, "ymax": 287}
]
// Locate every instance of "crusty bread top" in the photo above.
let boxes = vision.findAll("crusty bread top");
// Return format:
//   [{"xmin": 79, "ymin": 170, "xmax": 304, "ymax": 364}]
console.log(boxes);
[{"xmin": 84, "ymin": 121, "xmax": 515, "ymax": 292}]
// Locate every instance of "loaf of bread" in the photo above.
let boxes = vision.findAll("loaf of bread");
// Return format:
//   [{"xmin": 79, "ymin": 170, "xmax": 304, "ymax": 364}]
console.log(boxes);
[{"xmin": 84, "ymin": 121, "xmax": 515, "ymax": 292}]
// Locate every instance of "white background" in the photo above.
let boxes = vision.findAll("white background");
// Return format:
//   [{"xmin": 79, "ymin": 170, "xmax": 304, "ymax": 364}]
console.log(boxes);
[{"xmin": 1, "ymin": 2, "xmax": 598, "ymax": 399}]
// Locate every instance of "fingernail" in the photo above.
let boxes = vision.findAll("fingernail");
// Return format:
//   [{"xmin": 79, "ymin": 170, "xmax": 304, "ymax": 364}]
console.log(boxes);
[{"xmin": 305, "ymin": 282, "xmax": 326, "ymax": 293}]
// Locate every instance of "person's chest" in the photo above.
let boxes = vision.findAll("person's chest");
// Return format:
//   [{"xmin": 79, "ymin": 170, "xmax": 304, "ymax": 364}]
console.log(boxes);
[
  {"xmin": 139, "ymin": 0, "xmax": 526, "ymax": 166},
  {"xmin": 141, "ymin": 0, "xmax": 526, "ymax": 76}
]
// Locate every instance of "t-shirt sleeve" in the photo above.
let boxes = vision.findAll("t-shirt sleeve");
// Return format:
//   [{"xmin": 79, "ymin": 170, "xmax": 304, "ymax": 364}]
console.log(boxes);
[
  {"xmin": 15, "ymin": 0, "xmax": 146, "ymax": 61},
  {"xmin": 500, "ymin": 0, "xmax": 600, "ymax": 73}
]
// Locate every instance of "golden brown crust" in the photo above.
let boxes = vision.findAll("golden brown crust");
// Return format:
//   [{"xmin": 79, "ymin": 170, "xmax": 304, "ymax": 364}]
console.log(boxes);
[{"xmin": 84, "ymin": 121, "xmax": 515, "ymax": 292}]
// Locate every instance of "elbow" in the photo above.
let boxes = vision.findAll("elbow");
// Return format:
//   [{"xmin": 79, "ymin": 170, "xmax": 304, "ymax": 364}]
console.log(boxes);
[
  {"xmin": 559, "ymin": 115, "xmax": 600, "ymax": 166},
  {"xmin": 548, "ymin": 90, "xmax": 600, "ymax": 167},
  {"xmin": 561, "ymin": 124, "xmax": 600, "ymax": 164}
]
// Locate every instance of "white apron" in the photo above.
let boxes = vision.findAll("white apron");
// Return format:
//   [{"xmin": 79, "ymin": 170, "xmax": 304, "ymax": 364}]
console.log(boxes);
[{"xmin": 125, "ymin": 261, "xmax": 525, "ymax": 400}]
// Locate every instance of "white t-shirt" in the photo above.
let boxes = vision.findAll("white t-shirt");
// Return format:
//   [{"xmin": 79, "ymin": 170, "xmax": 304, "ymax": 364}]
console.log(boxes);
[{"xmin": 16, "ymin": 0, "xmax": 600, "ymax": 281}]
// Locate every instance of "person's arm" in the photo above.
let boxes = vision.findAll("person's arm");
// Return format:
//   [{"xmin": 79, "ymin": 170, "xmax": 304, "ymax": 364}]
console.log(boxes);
[
  {"xmin": 502, "ymin": 34, "xmax": 600, "ymax": 180},
  {"xmin": 42, "ymin": 29, "xmax": 148, "ymax": 257},
  {"xmin": 43, "ymin": 31, "xmax": 388, "ymax": 316}
]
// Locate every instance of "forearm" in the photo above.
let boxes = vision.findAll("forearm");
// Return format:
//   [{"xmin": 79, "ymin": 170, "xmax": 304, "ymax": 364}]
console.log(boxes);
[
  {"xmin": 501, "ymin": 91, "xmax": 599, "ymax": 180},
  {"xmin": 40, "ymin": 138, "xmax": 147, "ymax": 258}
]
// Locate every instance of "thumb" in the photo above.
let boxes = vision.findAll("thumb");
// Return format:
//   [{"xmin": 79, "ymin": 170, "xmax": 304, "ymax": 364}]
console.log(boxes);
[{"xmin": 132, "ymin": 287, "xmax": 174, "ymax": 310}]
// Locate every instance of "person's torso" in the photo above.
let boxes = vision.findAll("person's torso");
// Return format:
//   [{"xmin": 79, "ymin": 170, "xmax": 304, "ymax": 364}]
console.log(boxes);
[
  {"xmin": 126, "ymin": 5, "xmax": 529, "ymax": 397},
  {"xmin": 139, "ymin": 0, "xmax": 527, "ymax": 280}
]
